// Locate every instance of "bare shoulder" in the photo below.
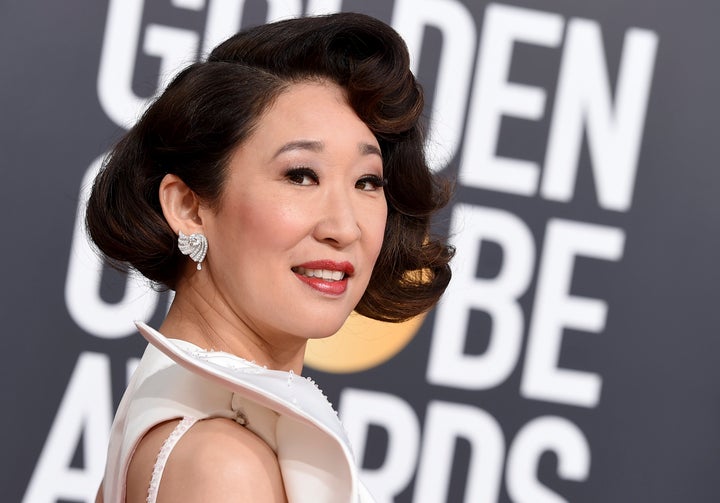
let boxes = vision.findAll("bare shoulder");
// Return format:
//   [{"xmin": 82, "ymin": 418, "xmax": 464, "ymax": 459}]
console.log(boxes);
[{"xmin": 127, "ymin": 417, "xmax": 287, "ymax": 503}]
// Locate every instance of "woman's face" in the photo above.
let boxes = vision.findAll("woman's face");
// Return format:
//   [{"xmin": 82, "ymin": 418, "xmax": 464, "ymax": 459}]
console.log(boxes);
[{"xmin": 199, "ymin": 80, "xmax": 387, "ymax": 347}]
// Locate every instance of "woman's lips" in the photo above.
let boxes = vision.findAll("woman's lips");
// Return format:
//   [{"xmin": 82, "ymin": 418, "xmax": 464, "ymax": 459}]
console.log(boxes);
[{"xmin": 292, "ymin": 261, "xmax": 354, "ymax": 295}]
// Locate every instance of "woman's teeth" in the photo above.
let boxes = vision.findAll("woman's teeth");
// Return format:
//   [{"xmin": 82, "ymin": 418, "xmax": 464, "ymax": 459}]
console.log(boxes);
[{"xmin": 293, "ymin": 267, "xmax": 345, "ymax": 281}]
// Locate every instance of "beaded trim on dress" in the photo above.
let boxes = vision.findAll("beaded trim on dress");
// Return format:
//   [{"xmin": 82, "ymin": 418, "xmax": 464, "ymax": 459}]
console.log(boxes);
[{"xmin": 146, "ymin": 416, "xmax": 198, "ymax": 503}]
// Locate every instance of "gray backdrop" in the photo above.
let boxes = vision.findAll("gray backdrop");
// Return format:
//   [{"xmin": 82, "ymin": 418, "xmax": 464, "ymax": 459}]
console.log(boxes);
[{"xmin": 3, "ymin": 0, "xmax": 719, "ymax": 502}]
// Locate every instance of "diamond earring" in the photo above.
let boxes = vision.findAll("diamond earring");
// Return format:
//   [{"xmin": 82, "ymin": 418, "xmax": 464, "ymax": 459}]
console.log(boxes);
[{"xmin": 178, "ymin": 231, "xmax": 208, "ymax": 270}]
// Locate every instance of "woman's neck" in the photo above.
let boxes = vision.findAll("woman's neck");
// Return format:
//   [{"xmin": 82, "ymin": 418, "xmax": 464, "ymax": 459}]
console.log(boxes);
[{"xmin": 160, "ymin": 284, "xmax": 307, "ymax": 374}]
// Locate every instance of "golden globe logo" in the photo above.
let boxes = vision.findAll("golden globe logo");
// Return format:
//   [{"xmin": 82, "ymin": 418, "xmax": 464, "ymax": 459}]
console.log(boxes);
[{"xmin": 304, "ymin": 312, "xmax": 426, "ymax": 373}]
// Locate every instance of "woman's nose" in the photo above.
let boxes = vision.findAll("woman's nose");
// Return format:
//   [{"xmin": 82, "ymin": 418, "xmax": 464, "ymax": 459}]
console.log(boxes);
[{"xmin": 312, "ymin": 189, "xmax": 362, "ymax": 247}]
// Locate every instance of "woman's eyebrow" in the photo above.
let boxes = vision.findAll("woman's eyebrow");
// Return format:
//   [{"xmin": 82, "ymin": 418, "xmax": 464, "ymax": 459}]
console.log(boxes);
[
  {"xmin": 273, "ymin": 140, "xmax": 382, "ymax": 159},
  {"xmin": 361, "ymin": 142, "xmax": 383, "ymax": 159},
  {"xmin": 272, "ymin": 140, "xmax": 324, "ymax": 159}
]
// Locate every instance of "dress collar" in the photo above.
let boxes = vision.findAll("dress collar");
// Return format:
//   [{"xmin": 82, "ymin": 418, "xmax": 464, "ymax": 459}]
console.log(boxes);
[{"xmin": 134, "ymin": 321, "xmax": 353, "ymax": 453}]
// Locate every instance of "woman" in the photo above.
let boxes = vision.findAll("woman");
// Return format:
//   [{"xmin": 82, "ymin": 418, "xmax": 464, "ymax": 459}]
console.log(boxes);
[{"xmin": 87, "ymin": 12, "xmax": 453, "ymax": 503}]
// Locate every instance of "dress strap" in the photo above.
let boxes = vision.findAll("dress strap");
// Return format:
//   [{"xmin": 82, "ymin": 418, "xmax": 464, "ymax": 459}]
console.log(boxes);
[{"xmin": 146, "ymin": 416, "xmax": 199, "ymax": 503}]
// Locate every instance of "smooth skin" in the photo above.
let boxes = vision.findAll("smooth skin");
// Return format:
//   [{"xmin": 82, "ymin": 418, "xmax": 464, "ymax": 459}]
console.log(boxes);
[
  {"xmin": 97, "ymin": 80, "xmax": 388, "ymax": 502},
  {"xmin": 127, "ymin": 418, "xmax": 287, "ymax": 502}
]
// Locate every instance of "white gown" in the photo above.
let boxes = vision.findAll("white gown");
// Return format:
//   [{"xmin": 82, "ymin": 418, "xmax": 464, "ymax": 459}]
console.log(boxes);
[{"xmin": 101, "ymin": 322, "xmax": 375, "ymax": 503}]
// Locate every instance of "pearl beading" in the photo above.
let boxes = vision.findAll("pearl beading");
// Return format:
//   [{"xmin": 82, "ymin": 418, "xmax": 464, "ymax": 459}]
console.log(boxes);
[{"xmin": 146, "ymin": 416, "xmax": 198, "ymax": 503}]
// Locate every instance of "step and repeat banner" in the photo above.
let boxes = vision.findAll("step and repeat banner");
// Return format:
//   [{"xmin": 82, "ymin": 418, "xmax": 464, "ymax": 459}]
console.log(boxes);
[{"xmin": 3, "ymin": 0, "xmax": 719, "ymax": 502}]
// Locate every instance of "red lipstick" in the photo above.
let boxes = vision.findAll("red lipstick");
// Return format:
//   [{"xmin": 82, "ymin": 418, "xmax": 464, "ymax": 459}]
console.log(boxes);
[{"xmin": 292, "ymin": 260, "xmax": 354, "ymax": 295}]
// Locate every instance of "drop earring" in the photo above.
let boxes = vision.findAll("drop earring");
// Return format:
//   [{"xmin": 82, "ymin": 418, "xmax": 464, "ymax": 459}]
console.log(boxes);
[{"xmin": 178, "ymin": 231, "xmax": 208, "ymax": 270}]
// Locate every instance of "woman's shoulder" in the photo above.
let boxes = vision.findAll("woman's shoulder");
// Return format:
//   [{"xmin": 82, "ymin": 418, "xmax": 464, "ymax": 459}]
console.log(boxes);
[{"xmin": 127, "ymin": 417, "xmax": 287, "ymax": 503}]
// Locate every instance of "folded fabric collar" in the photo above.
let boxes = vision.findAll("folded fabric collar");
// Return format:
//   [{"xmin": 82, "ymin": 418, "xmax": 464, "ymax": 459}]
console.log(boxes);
[{"xmin": 134, "ymin": 321, "xmax": 354, "ymax": 455}]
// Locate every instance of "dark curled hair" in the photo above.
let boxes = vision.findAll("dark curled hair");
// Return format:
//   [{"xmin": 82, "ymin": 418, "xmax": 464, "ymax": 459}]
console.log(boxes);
[{"xmin": 86, "ymin": 12, "xmax": 454, "ymax": 322}]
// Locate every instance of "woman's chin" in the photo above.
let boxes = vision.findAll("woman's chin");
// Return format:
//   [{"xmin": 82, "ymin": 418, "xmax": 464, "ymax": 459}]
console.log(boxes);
[{"xmin": 304, "ymin": 319, "xmax": 351, "ymax": 340}]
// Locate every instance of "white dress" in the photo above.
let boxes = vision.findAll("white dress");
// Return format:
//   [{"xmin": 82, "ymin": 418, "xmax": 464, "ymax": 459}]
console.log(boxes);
[{"xmin": 102, "ymin": 322, "xmax": 375, "ymax": 503}]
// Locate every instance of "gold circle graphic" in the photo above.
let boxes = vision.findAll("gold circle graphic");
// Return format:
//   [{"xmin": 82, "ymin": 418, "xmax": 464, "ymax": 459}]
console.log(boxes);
[{"xmin": 304, "ymin": 311, "xmax": 426, "ymax": 373}]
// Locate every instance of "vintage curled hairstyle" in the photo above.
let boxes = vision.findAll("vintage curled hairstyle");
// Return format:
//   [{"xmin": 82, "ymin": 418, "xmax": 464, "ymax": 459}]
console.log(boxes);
[{"xmin": 86, "ymin": 12, "xmax": 453, "ymax": 322}]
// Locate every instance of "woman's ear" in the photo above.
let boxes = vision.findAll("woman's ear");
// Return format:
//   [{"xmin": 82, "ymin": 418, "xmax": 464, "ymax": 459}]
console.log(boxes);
[{"xmin": 158, "ymin": 174, "xmax": 203, "ymax": 234}]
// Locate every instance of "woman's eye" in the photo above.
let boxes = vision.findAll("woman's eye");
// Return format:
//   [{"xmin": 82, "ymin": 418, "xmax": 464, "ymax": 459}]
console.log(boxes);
[
  {"xmin": 285, "ymin": 167, "xmax": 319, "ymax": 186},
  {"xmin": 356, "ymin": 175, "xmax": 386, "ymax": 191}
]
